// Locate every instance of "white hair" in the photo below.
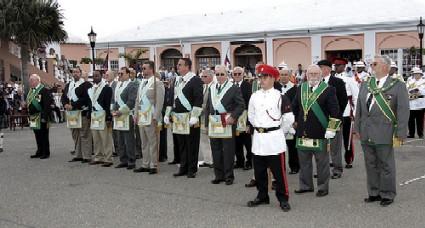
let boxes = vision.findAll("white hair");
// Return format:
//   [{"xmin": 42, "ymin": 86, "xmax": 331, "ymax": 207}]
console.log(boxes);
[{"xmin": 30, "ymin": 74, "xmax": 41, "ymax": 82}]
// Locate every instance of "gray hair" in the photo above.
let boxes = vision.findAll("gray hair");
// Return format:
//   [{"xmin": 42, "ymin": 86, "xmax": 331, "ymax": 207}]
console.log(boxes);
[
  {"xmin": 375, "ymin": 55, "xmax": 392, "ymax": 66},
  {"xmin": 30, "ymin": 74, "xmax": 41, "ymax": 82},
  {"xmin": 201, "ymin": 69, "xmax": 215, "ymax": 77}
]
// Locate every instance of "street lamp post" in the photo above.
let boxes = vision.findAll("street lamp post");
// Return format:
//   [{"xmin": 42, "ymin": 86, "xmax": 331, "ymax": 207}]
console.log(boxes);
[
  {"xmin": 417, "ymin": 17, "xmax": 424, "ymax": 68},
  {"xmin": 87, "ymin": 26, "xmax": 97, "ymax": 72}
]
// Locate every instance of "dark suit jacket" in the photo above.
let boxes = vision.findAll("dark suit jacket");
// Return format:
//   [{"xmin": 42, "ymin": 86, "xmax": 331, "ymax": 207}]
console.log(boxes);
[
  {"xmin": 28, "ymin": 85, "xmax": 53, "ymax": 122},
  {"xmin": 274, "ymin": 81, "xmax": 283, "ymax": 92},
  {"xmin": 292, "ymin": 84, "xmax": 340, "ymax": 139},
  {"xmin": 92, "ymin": 85, "xmax": 113, "ymax": 122},
  {"xmin": 61, "ymin": 81, "xmax": 92, "ymax": 117},
  {"xmin": 327, "ymin": 76, "xmax": 348, "ymax": 119},
  {"xmin": 172, "ymin": 76, "xmax": 203, "ymax": 113},
  {"xmin": 205, "ymin": 84, "xmax": 245, "ymax": 127},
  {"xmin": 285, "ymin": 86, "xmax": 297, "ymax": 102}
]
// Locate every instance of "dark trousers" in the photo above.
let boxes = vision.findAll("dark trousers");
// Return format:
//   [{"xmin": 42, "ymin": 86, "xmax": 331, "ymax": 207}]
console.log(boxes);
[
  {"xmin": 408, "ymin": 109, "xmax": 424, "ymax": 137},
  {"xmin": 210, "ymin": 137, "xmax": 235, "ymax": 180},
  {"xmin": 159, "ymin": 125, "xmax": 168, "ymax": 160},
  {"xmin": 286, "ymin": 139, "xmax": 299, "ymax": 172},
  {"xmin": 118, "ymin": 118, "xmax": 136, "ymax": 166},
  {"xmin": 134, "ymin": 124, "xmax": 142, "ymax": 158},
  {"xmin": 176, "ymin": 127, "xmax": 200, "ymax": 174},
  {"xmin": 253, "ymin": 153, "xmax": 289, "ymax": 202},
  {"xmin": 33, "ymin": 122, "xmax": 50, "ymax": 157},
  {"xmin": 342, "ymin": 116, "xmax": 355, "ymax": 165},
  {"xmin": 172, "ymin": 133, "xmax": 180, "ymax": 162},
  {"xmin": 235, "ymin": 132, "xmax": 252, "ymax": 166}
]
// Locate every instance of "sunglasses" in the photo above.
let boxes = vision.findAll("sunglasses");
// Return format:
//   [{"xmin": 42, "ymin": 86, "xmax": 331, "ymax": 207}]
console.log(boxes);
[
  {"xmin": 233, "ymin": 73, "xmax": 242, "ymax": 76},
  {"xmin": 201, "ymin": 76, "xmax": 209, "ymax": 78},
  {"xmin": 216, "ymin": 73, "xmax": 226, "ymax": 76}
]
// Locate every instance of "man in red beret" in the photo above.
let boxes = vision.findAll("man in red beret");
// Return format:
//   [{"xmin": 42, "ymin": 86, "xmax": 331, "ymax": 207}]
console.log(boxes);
[{"xmin": 246, "ymin": 64, "xmax": 293, "ymax": 212}]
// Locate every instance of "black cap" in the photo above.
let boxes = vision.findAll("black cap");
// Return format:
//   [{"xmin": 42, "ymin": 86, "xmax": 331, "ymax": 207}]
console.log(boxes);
[{"xmin": 317, "ymin": 60, "xmax": 332, "ymax": 68}]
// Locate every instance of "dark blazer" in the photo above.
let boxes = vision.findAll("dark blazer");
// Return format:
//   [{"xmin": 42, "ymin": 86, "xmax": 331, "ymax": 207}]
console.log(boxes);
[
  {"xmin": 274, "ymin": 81, "xmax": 283, "ymax": 92},
  {"xmin": 238, "ymin": 80, "xmax": 252, "ymax": 107},
  {"xmin": 28, "ymin": 85, "xmax": 54, "ymax": 122},
  {"xmin": 292, "ymin": 84, "xmax": 340, "ymax": 139},
  {"xmin": 327, "ymin": 76, "xmax": 348, "ymax": 119},
  {"xmin": 285, "ymin": 86, "xmax": 297, "ymax": 102},
  {"xmin": 172, "ymin": 75, "xmax": 203, "ymax": 113},
  {"xmin": 113, "ymin": 80, "xmax": 139, "ymax": 111},
  {"xmin": 61, "ymin": 81, "xmax": 92, "ymax": 117},
  {"xmin": 205, "ymin": 84, "xmax": 245, "ymax": 127},
  {"xmin": 91, "ymin": 85, "xmax": 113, "ymax": 122}
]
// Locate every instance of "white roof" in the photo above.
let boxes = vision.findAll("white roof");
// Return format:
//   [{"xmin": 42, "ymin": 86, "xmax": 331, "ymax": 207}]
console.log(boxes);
[{"xmin": 100, "ymin": 0, "xmax": 425, "ymax": 43}]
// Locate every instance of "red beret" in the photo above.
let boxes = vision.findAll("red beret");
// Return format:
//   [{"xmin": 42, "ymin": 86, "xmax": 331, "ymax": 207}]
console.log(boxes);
[
  {"xmin": 333, "ymin": 58, "xmax": 348, "ymax": 65},
  {"xmin": 256, "ymin": 64, "xmax": 279, "ymax": 80}
]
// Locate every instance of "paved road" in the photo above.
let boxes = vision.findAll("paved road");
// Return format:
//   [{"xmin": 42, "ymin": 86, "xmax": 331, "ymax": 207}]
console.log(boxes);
[{"xmin": 0, "ymin": 124, "xmax": 424, "ymax": 228}]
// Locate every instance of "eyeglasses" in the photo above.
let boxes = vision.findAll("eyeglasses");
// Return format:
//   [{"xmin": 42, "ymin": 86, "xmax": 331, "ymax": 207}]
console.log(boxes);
[
  {"xmin": 233, "ymin": 73, "xmax": 242, "ymax": 76},
  {"xmin": 142, "ymin": 67, "xmax": 147, "ymax": 70},
  {"xmin": 371, "ymin": 62, "xmax": 378, "ymax": 66},
  {"xmin": 201, "ymin": 76, "xmax": 208, "ymax": 78},
  {"xmin": 216, "ymin": 73, "xmax": 226, "ymax": 76}
]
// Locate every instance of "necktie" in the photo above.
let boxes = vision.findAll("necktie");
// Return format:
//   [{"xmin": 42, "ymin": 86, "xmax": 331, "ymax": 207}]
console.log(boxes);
[
  {"xmin": 283, "ymin": 85, "xmax": 287, "ymax": 88},
  {"xmin": 367, "ymin": 80, "xmax": 379, "ymax": 110}
]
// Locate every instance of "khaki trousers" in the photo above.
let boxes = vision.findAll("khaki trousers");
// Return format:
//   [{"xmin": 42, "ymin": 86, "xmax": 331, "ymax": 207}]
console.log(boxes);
[
  {"xmin": 92, "ymin": 126, "xmax": 113, "ymax": 163},
  {"xmin": 139, "ymin": 123, "xmax": 159, "ymax": 169}
]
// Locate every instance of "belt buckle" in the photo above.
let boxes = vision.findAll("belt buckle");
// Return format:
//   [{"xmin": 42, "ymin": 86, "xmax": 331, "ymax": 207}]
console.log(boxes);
[{"xmin": 258, "ymin": 128, "xmax": 265, "ymax": 133}]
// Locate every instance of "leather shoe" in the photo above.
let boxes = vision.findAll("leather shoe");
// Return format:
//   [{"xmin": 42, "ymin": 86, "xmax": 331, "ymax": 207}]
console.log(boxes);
[
  {"xmin": 168, "ymin": 161, "xmax": 179, "ymax": 165},
  {"xmin": 211, "ymin": 179, "xmax": 224, "ymax": 184},
  {"xmin": 380, "ymin": 198, "xmax": 394, "ymax": 207},
  {"xmin": 30, "ymin": 154, "xmax": 41, "ymax": 159},
  {"xmin": 149, "ymin": 168, "xmax": 158, "ymax": 174},
  {"xmin": 68, "ymin": 157, "xmax": 83, "ymax": 162},
  {"xmin": 225, "ymin": 179, "xmax": 234, "ymax": 185},
  {"xmin": 134, "ymin": 167, "xmax": 150, "ymax": 173},
  {"xmin": 247, "ymin": 197, "xmax": 270, "ymax": 207},
  {"xmin": 199, "ymin": 163, "xmax": 212, "ymax": 168},
  {"xmin": 331, "ymin": 173, "xmax": 342, "ymax": 179},
  {"xmin": 279, "ymin": 201, "xmax": 291, "ymax": 212},
  {"xmin": 245, "ymin": 179, "xmax": 256, "ymax": 188},
  {"xmin": 89, "ymin": 161, "xmax": 103, "ymax": 165},
  {"xmin": 234, "ymin": 163, "xmax": 244, "ymax": 169},
  {"xmin": 289, "ymin": 170, "xmax": 298, "ymax": 175},
  {"xmin": 81, "ymin": 159, "xmax": 91, "ymax": 163},
  {"xmin": 126, "ymin": 165, "xmax": 135, "ymax": 170},
  {"xmin": 173, "ymin": 171, "xmax": 187, "ymax": 177},
  {"xmin": 345, "ymin": 164, "xmax": 353, "ymax": 169},
  {"xmin": 101, "ymin": 162, "xmax": 113, "ymax": 167},
  {"xmin": 243, "ymin": 164, "xmax": 252, "ymax": 170},
  {"xmin": 187, "ymin": 173, "xmax": 196, "ymax": 178},
  {"xmin": 39, "ymin": 155, "xmax": 50, "ymax": 159},
  {"xmin": 294, "ymin": 189, "xmax": 314, "ymax": 194},
  {"xmin": 364, "ymin": 195, "xmax": 382, "ymax": 203},
  {"xmin": 316, "ymin": 190, "xmax": 328, "ymax": 197},
  {"xmin": 115, "ymin": 163, "xmax": 128, "ymax": 168}
]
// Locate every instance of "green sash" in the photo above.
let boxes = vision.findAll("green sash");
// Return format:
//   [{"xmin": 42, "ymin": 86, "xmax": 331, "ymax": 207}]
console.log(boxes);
[
  {"xmin": 368, "ymin": 77, "xmax": 397, "ymax": 126},
  {"xmin": 26, "ymin": 85, "xmax": 44, "ymax": 129},
  {"xmin": 301, "ymin": 82, "xmax": 328, "ymax": 128}
]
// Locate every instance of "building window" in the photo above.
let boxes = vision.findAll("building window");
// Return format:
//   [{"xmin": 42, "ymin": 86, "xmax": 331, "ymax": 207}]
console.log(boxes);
[
  {"xmin": 110, "ymin": 60, "xmax": 119, "ymax": 71},
  {"xmin": 69, "ymin": 60, "xmax": 78, "ymax": 68},
  {"xmin": 381, "ymin": 48, "xmax": 421, "ymax": 79}
]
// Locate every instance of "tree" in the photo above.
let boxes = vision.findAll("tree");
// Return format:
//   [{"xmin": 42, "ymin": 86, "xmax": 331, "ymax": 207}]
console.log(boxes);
[
  {"xmin": 0, "ymin": 0, "xmax": 67, "ymax": 91},
  {"xmin": 119, "ymin": 49, "xmax": 147, "ymax": 69}
]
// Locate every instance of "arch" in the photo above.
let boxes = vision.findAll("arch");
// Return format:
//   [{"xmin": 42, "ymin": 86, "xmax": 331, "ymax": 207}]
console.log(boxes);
[
  {"xmin": 194, "ymin": 47, "xmax": 220, "ymax": 72},
  {"xmin": 377, "ymin": 34, "xmax": 419, "ymax": 50},
  {"xmin": 275, "ymin": 41, "xmax": 310, "ymax": 70},
  {"xmin": 324, "ymin": 37, "xmax": 362, "ymax": 51},
  {"xmin": 160, "ymin": 48, "xmax": 182, "ymax": 70},
  {"xmin": 233, "ymin": 44, "xmax": 263, "ymax": 74}
]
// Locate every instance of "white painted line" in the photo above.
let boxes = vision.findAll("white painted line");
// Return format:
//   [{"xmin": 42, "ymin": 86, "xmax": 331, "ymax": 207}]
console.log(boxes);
[
  {"xmin": 404, "ymin": 139, "xmax": 424, "ymax": 144},
  {"xmin": 400, "ymin": 175, "xmax": 425, "ymax": 186}
]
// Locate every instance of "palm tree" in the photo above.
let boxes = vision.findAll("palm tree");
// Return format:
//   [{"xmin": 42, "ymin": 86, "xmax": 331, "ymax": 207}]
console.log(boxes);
[
  {"xmin": 0, "ymin": 0, "xmax": 67, "ymax": 91},
  {"xmin": 119, "ymin": 48, "xmax": 147, "ymax": 69}
]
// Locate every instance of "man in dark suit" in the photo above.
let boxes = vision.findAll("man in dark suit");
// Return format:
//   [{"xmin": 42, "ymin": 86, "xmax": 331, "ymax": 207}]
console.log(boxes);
[
  {"xmin": 205, "ymin": 65, "xmax": 245, "ymax": 185},
  {"xmin": 28, "ymin": 74, "xmax": 54, "ymax": 159},
  {"xmin": 232, "ymin": 66, "xmax": 253, "ymax": 170},
  {"xmin": 164, "ymin": 58, "xmax": 203, "ymax": 178},
  {"xmin": 292, "ymin": 65, "xmax": 341, "ymax": 197},
  {"xmin": 317, "ymin": 59, "xmax": 348, "ymax": 179}
]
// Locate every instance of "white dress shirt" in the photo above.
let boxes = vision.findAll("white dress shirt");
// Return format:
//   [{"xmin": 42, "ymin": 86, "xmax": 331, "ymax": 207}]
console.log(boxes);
[{"xmin": 248, "ymin": 88, "xmax": 287, "ymax": 155}]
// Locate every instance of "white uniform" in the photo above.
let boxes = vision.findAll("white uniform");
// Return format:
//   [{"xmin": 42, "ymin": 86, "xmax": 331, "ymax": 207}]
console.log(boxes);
[
  {"xmin": 336, "ymin": 72, "xmax": 359, "ymax": 117},
  {"xmin": 248, "ymin": 88, "xmax": 293, "ymax": 156},
  {"xmin": 406, "ymin": 76, "xmax": 425, "ymax": 110}
]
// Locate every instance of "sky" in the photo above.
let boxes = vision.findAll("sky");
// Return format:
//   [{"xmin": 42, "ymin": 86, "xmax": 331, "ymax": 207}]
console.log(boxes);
[{"xmin": 58, "ymin": 0, "xmax": 286, "ymax": 42}]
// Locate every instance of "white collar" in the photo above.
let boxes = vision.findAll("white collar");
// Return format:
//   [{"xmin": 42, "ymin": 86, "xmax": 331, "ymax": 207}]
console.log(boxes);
[{"xmin": 182, "ymin": 72, "xmax": 195, "ymax": 82}]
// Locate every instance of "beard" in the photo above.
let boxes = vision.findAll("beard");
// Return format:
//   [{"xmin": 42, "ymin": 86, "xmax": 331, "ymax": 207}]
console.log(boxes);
[{"xmin": 308, "ymin": 79, "xmax": 320, "ymax": 87}]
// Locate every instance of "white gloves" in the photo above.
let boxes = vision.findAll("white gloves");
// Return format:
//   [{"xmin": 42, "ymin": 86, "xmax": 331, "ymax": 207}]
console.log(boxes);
[
  {"xmin": 324, "ymin": 130, "xmax": 336, "ymax": 139},
  {"xmin": 189, "ymin": 117, "xmax": 199, "ymax": 126},
  {"xmin": 164, "ymin": 116, "xmax": 170, "ymax": 125},
  {"xmin": 288, "ymin": 127, "xmax": 296, "ymax": 135},
  {"xmin": 281, "ymin": 112, "xmax": 295, "ymax": 134}
]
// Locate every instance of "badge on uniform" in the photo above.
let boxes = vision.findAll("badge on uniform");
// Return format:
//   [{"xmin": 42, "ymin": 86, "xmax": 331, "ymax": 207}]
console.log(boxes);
[
  {"xmin": 295, "ymin": 137, "xmax": 325, "ymax": 151},
  {"xmin": 208, "ymin": 115, "xmax": 232, "ymax": 138},
  {"xmin": 66, "ymin": 110, "xmax": 82, "ymax": 128},
  {"xmin": 113, "ymin": 113, "xmax": 130, "ymax": 131},
  {"xmin": 90, "ymin": 110, "xmax": 106, "ymax": 130},
  {"xmin": 172, "ymin": 112, "xmax": 190, "ymax": 135}
]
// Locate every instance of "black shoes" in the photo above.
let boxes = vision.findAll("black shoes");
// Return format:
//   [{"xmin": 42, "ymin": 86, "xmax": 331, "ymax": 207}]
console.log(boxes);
[
  {"xmin": 243, "ymin": 162, "xmax": 252, "ymax": 170},
  {"xmin": 30, "ymin": 154, "xmax": 41, "ymax": 159},
  {"xmin": 199, "ymin": 163, "xmax": 212, "ymax": 168},
  {"xmin": 247, "ymin": 197, "xmax": 270, "ymax": 207},
  {"xmin": 211, "ymin": 179, "xmax": 224, "ymax": 184},
  {"xmin": 134, "ymin": 167, "xmax": 150, "ymax": 173},
  {"xmin": 331, "ymin": 173, "xmax": 342, "ymax": 179},
  {"xmin": 345, "ymin": 164, "xmax": 353, "ymax": 169},
  {"xmin": 149, "ymin": 168, "xmax": 158, "ymax": 174},
  {"xmin": 81, "ymin": 159, "xmax": 90, "ymax": 163},
  {"xmin": 380, "ymin": 198, "xmax": 394, "ymax": 207},
  {"xmin": 245, "ymin": 179, "xmax": 256, "ymax": 188},
  {"xmin": 39, "ymin": 155, "xmax": 50, "ymax": 159},
  {"xmin": 173, "ymin": 171, "xmax": 187, "ymax": 177},
  {"xmin": 101, "ymin": 162, "xmax": 113, "ymax": 167},
  {"xmin": 289, "ymin": 170, "xmax": 299, "ymax": 175},
  {"xmin": 234, "ymin": 163, "xmax": 244, "ymax": 169},
  {"xmin": 279, "ymin": 201, "xmax": 291, "ymax": 212},
  {"xmin": 89, "ymin": 161, "xmax": 103, "ymax": 165},
  {"xmin": 225, "ymin": 179, "xmax": 234, "ymax": 185},
  {"xmin": 168, "ymin": 161, "xmax": 179, "ymax": 165},
  {"xmin": 126, "ymin": 165, "xmax": 135, "ymax": 170},
  {"xmin": 187, "ymin": 173, "xmax": 196, "ymax": 178},
  {"xmin": 68, "ymin": 157, "xmax": 83, "ymax": 162},
  {"xmin": 364, "ymin": 195, "xmax": 382, "ymax": 203},
  {"xmin": 316, "ymin": 190, "xmax": 328, "ymax": 197},
  {"xmin": 115, "ymin": 163, "xmax": 128, "ymax": 168},
  {"xmin": 294, "ymin": 189, "xmax": 314, "ymax": 194}
]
